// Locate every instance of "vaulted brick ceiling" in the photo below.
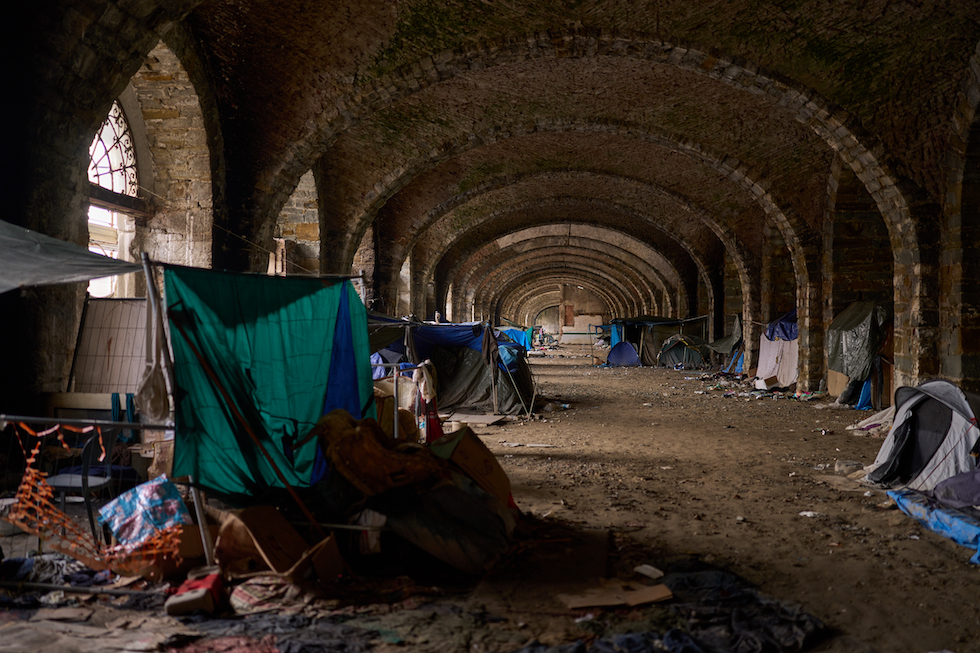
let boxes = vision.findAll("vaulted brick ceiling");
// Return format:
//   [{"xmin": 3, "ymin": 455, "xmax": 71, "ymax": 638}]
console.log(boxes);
[{"xmin": 184, "ymin": 0, "xmax": 979, "ymax": 320}]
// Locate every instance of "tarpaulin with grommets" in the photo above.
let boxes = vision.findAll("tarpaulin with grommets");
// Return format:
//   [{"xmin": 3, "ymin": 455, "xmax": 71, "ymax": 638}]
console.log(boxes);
[{"xmin": 163, "ymin": 265, "xmax": 375, "ymax": 498}]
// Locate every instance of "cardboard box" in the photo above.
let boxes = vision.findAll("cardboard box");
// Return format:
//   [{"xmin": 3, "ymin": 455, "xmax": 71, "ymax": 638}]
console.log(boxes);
[
  {"xmin": 429, "ymin": 427, "xmax": 511, "ymax": 504},
  {"xmin": 828, "ymin": 369, "xmax": 849, "ymax": 397},
  {"xmin": 754, "ymin": 375, "xmax": 780, "ymax": 391}
]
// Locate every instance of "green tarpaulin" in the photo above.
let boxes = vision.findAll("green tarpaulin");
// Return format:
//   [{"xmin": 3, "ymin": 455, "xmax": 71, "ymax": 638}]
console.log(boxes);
[{"xmin": 165, "ymin": 266, "xmax": 375, "ymax": 498}]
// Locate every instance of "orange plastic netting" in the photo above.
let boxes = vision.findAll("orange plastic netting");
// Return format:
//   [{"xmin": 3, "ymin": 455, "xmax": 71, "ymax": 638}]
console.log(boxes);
[{"xmin": 1, "ymin": 423, "xmax": 182, "ymax": 576}]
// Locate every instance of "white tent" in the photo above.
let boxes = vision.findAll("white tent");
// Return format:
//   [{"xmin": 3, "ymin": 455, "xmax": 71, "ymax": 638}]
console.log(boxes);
[
  {"xmin": 865, "ymin": 380, "xmax": 980, "ymax": 491},
  {"xmin": 754, "ymin": 336, "xmax": 798, "ymax": 390}
]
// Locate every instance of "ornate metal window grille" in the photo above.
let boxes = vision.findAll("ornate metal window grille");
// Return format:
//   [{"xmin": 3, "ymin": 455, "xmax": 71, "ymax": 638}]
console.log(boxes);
[{"xmin": 88, "ymin": 101, "xmax": 138, "ymax": 197}]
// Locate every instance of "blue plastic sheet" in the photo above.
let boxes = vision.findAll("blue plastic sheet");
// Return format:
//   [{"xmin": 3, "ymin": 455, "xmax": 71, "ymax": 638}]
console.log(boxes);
[
  {"xmin": 888, "ymin": 489, "xmax": 980, "ymax": 564},
  {"xmin": 99, "ymin": 475, "xmax": 192, "ymax": 546},
  {"xmin": 765, "ymin": 309, "xmax": 798, "ymax": 341}
]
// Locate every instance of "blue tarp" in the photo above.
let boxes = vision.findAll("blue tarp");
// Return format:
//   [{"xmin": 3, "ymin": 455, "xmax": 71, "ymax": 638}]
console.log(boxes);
[
  {"xmin": 725, "ymin": 351, "xmax": 744, "ymax": 373},
  {"xmin": 765, "ymin": 309, "xmax": 798, "ymax": 341},
  {"xmin": 501, "ymin": 328, "xmax": 531, "ymax": 351},
  {"xmin": 888, "ymin": 489, "xmax": 980, "ymax": 564},
  {"xmin": 610, "ymin": 324, "xmax": 622, "ymax": 348},
  {"xmin": 410, "ymin": 323, "xmax": 485, "ymax": 360}
]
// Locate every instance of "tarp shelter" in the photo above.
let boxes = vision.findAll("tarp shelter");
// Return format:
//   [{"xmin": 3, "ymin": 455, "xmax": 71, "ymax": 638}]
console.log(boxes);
[
  {"xmin": 606, "ymin": 341, "xmax": 641, "ymax": 367},
  {"xmin": 164, "ymin": 265, "xmax": 376, "ymax": 499},
  {"xmin": 865, "ymin": 380, "xmax": 980, "ymax": 492},
  {"xmin": 0, "ymin": 219, "xmax": 142, "ymax": 294},
  {"xmin": 827, "ymin": 300, "xmax": 893, "ymax": 407},
  {"xmin": 501, "ymin": 327, "xmax": 532, "ymax": 351},
  {"xmin": 755, "ymin": 310, "xmax": 799, "ymax": 389},
  {"xmin": 657, "ymin": 334, "xmax": 713, "ymax": 369},
  {"xmin": 827, "ymin": 301, "xmax": 892, "ymax": 381},
  {"xmin": 708, "ymin": 314, "xmax": 743, "ymax": 371},
  {"xmin": 609, "ymin": 316, "xmax": 709, "ymax": 366},
  {"xmin": 367, "ymin": 317, "xmax": 535, "ymax": 416},
  {"xmin": 707, "ymin": 314, "xmax": 743, "ymax": 357}
]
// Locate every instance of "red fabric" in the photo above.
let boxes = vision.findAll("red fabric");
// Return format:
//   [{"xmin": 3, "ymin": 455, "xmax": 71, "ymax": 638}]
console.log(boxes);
[
  {"xmin": 176, "ymin": 573, "xmax": 224, "ymax": 604},
  {"xmin": 423, "ymin": 400, "xmax": 444, "ymax": 444}
]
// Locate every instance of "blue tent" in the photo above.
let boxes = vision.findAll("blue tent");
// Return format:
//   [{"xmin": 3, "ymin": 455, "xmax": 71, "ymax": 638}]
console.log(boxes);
[{"xmin": 607, "ymin": 341, "xmax": 641, "ymax": 367}]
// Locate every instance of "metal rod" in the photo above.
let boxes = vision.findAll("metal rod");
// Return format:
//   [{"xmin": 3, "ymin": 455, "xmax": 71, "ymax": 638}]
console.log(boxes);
[
  {"xmin": 392, "ymin": 365, "xmax": 399, "ymax": 440},
  {"xmin": 0, "ymin": 415, "xmax": 171, "ymax": 430},
  {"xmin": 188, "ymin": 475, "xmax": 215, "ymax": 566},
  {"xmin": 291, "ymin": 521, "xmax": 387, "ymax": 531},
  {"xmin": 0, "ymin": 581, "xmax": 158, "ymax": 597},
  {"xmin": 370, "ymin": 363, "xmax": 422, "ymax": 440}
]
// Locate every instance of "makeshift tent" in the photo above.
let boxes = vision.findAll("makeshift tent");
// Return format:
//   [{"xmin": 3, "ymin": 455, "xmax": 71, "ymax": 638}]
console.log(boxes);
[
  {"xmin": 501, "ymin": 327, "xmax": 532, "ymax": 351},
  {"xmin": 707, "ymin": 314, "xmax": 742, "ymax": 357},
  {"xmin": 606, "ymin": 341, "xmax": 641, "ymax": 367},
  {"xmin": 0, "ymin": 219, "xmax": 142, "ymax": 294},
  {"xmin": 164, "ymin": 265, "xmax": 376, "ymax": 499},
  {"xmin": 657, "ymin": 334, "xmax": 712, "ymax": 368},
  {"xmin": 827, "ymin": 301, "xmax": 892, "ymax": 381},
  {"xmin": 609, "ymin": 316, "xmax": 709, "ymax": 366},
  {"xmin": 755, "ymin": 310, "xmax": 799, "ymax": 389},
  {"xmin": 367, "ymin": 317, "xmax": 535, "ymax": 416},
  {"xmin": 827, "ymin": 300, "xmax": 893, "ymax": 407},
  {"xmin": 865, "ymin": 380, "xmax": 980, "ymax": 492},
  {"xmin": 708, "ymin": 315, "xmax": 743, "ymax": 372}
]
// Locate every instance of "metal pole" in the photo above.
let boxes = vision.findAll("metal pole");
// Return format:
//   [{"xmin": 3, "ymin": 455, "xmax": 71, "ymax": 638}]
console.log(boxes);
[
  {"xmin": 392, "ymin": 366, "xmax": 399, "ymax": 440},
  {"xmin": 187, "ymin": 475, "xmax": 215, "ymax": 566},
  {"xmin": 0, "ymin": 414, "xmax": 171, "ymax": 431}
]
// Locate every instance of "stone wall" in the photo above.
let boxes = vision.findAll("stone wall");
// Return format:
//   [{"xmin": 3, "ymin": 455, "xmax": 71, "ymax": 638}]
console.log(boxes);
[{"xmin": 276, "ymin": 170, "xmax": 320, "ymax": 274}]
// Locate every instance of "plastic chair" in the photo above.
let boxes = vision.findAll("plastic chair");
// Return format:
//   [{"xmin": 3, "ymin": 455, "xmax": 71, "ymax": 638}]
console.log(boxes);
[{"xmin": 46, "ymin": 429, "xmax": 120, "ymax": 543}]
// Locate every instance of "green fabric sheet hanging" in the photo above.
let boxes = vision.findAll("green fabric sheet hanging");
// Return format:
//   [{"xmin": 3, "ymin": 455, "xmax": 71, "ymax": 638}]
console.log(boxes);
[{"xmin": 164, "ymin": 266, "xmax": 375, "ymax": 498}]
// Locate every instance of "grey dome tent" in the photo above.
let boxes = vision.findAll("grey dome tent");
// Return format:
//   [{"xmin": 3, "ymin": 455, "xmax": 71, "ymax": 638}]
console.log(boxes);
[
  {"xmin": 657, "ymin": 334, "xmax": 712, "ymax": 369},
  {"xmin": 866, "ymin": 380, "xmax": 980, "ymax": 491}
]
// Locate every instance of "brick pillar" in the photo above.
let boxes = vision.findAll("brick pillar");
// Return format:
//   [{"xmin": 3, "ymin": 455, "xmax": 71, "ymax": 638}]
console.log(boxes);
[{"xmin": 941, "ymin": 51, "xmax": 980, "ymax": 393}]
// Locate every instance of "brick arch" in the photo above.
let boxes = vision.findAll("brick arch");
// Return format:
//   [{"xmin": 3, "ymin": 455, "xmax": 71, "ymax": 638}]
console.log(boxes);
[
  {"xmin": 483, "ymin": 270, "xmax": 624, "ymax": 325},
  {"xmin": 525, "ymin": 295, "xmax": 563, "ymax": 329},
  {"xmin": 457, "ymin": 252, "xmax": 661, "ymax": 325},
  {"xmin": 444, "ymin": 226, "xmax": 680, "ymax": 319},
  {"xmin": 941, "ymin": 40, "xmax": 980, "ymax": 393},
  {"xmin": 351, "ymin": 121, "xmax": 799, "ymax": 369},
  {"xmin": 348, "ymin": 123, "xmax": 790, "ymax": 290},
  {"xmin": 279, "ymin": 30, "xmax": 930, "ymax": 387},
  {"xmin": 503, "ymin": 277, "xmax": 640, "ymax": 327},
  {"xmin": 472, "ymin": 259, "xmax": 636, "ymax": 319},
  {"xmin": 458, "ymin": 245, "xmax": 660, "ymax": 319},
  {"xmin": 406, "ymin": 196, "xmax": 713, "ymax": 324},
  {"xmin": 418, "ymin": 168, "xmax": 752, "ymax": 337},
  {"xmin": 407, "ymin": 167, "xmax": 748, "ymax": 291},
  {"xmin": 505, "ymin": 279, "xmax": 624, "ymax": 328},
  {"xmin": 277, "ymin": 31, "xmax": 911, "ymax": 260},
  {"xmin": 129, "ymin": 37, "xmax": 214, "ymax": 270},
  {"xmin": 468, "ymin": 247, "xmax": 654, "ymax": 319}
]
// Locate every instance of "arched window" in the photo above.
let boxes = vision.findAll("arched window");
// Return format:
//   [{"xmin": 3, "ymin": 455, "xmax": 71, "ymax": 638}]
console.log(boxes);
[{"xmin": 87, "ymin": 101, "xmax": 138, "ymax": 297}]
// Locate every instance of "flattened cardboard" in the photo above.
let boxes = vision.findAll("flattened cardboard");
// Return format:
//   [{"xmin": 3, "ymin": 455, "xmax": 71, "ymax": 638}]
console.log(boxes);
[
  {"xmin": 430, "ymin": 427, "xmax": 511, "ymax": 503},
  {"xmin": 557, "ymin": 579, "xmax": 672, "ymax": 609}
]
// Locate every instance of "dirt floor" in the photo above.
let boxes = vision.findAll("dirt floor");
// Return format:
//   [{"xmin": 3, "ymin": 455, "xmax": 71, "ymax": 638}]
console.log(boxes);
[
  {"xmin": 2, "ymin": 347, "xmax": 979, "ymax": 653},
  {"xmin": 463, "ymin": 349, "xmax": 979, "ymax": 653}
]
